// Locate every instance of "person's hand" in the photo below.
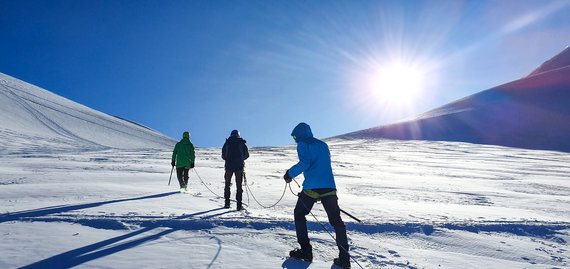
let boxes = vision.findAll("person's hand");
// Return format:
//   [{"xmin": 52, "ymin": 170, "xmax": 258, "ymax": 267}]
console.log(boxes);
[
  {"xmin": 171, "ymin": 161, "xmax": 175, "ymax": 167},
  {"xmin": 283, "ymin": 170, "xmax": 292, "ymax": 183},
  {"xmin": 190, "ymin": 162, "xmax": 195, "ymax": 168}
]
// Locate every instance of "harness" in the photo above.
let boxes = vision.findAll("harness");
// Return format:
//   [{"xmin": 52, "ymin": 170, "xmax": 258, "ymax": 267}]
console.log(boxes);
[{"xmin": 303, "ymin": 189, "xmax": 337, "ymax": 200}]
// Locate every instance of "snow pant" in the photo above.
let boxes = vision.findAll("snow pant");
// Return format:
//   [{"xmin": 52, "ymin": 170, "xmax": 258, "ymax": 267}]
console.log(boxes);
[
  {"xmin": 176, "ymin": 167, "xmax": 189, "ymax": 189},
  {"xmin": 294, "ymin": 189, "xmax": 350, "ymax": 263},
  {"xmin": 224, "ymin": 169, "xmax": 243, "ymax": 207}
]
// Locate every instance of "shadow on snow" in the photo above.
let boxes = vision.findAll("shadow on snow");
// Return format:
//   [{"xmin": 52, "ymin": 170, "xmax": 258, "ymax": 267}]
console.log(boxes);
[
  {"xmin": 7, "ymin": 192, "xmax": 569, "ymax": 268},
  {"xmin": 0, "ymin": 191, "xmax": 179, "ymax": 224},
  {"xmin": 19, "ymin": 207, "xmax": 225, "ymax": 269}
]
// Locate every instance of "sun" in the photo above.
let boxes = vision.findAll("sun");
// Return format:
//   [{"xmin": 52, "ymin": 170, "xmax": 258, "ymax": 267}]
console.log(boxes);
[{"xmin": 370, "ymin": 62, "xmax": 425, "ymax": 105}]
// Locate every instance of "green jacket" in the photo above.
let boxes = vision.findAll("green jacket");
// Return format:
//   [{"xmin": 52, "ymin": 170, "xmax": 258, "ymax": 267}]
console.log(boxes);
[{"xmin": 172, "ymin": 138, "xmax": 195, "ymax": 168}]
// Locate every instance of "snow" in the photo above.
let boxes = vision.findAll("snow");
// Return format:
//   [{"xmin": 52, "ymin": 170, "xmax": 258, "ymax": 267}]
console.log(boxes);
[
  {"xmin": 1, "ymin": 141, "xmax": 569, "ymax": 268},
  {"xmin": 1, "ymin": 65, "xmax": 569, "ymax": 268}
]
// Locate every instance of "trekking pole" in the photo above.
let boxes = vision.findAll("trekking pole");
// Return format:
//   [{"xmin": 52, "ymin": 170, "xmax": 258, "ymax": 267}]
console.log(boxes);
[
  {"xmin": 168, "ymin": 166, "xmax": 174, "ymax": 186},
  {"xmin": 339, "ymin": 208, "xmax": 362, "ymax": 223}
]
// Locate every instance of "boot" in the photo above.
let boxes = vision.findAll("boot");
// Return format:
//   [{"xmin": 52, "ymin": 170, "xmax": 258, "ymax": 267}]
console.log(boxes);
[
  {"xmin": 289, "ymin": 247, "xmax": 312, "ymax": 262},
  {"xmin": 224, "ymin": 200, "xmax": 230, "ymax": 208},
  {"xmin": 333, "ymin": 257, "xmax": 351, "ymax": 269}
]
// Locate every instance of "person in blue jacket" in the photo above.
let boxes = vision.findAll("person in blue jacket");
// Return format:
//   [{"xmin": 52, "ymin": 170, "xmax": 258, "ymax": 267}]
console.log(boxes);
[{"xmin": 284, "ymin": 122, "xmax": 350, "ymax": 269}]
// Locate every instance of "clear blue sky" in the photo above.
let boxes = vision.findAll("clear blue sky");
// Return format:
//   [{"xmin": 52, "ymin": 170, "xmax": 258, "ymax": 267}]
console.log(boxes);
[{"xmin": 2, "ymin": 0, "xmax": 569, "ymax": 147}]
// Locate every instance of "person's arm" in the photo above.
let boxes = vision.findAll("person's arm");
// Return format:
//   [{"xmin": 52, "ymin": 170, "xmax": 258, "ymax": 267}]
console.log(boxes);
[
  {"xmin": 190, "ymin": 143, "xmax": 196, "ymax": 167},
  {"xmin": 221, "ymin": 141, "xmax": 227, "ymax": 160},
  {"xmin": 287, "ymin": 142, "xmax": 310, "ymax": 178},
  {"xmin": 171, "ymin": 144, "xmax": 178, "ymax": 166},
  {"xmin": 242, "ymin": 142, "xmax": 249, "ymax": 160}
]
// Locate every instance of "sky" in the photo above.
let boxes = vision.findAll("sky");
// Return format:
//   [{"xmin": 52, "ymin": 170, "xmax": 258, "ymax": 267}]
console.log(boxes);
[{"xmin": 1, "ymin": 0, "xmax": 569, "ymax": 147}]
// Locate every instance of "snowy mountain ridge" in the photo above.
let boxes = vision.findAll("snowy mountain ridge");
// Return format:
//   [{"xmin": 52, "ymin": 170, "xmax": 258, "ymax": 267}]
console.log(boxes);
[
  {"xmin": 340, "ymin": 46, "xmax": 570, "ymax": 152},
  {"xmin": 0, "ymin": 72, "xmax": 176, "ymax": 154}
]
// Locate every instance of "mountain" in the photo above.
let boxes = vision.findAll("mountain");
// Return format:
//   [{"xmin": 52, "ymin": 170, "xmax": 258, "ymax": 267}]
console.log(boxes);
[
  {"xmin": 0, "ymin": 72, "xmax": 176, "ymax": 154},
  {"xmin": 339, "ymin": 46, "xmax": 570, "ymax": 152}
]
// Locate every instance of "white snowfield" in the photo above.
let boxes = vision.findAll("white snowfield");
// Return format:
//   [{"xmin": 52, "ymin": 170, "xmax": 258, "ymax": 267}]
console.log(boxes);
[
  {"xmin": 0, "ymin": 72, "xmax": 176, "ymax": 153},
  {"xmin": 0, "ymin": 142, "xmax": 569, "ymax": 269},
  {"xmin": 1, "ymin": 73, "xmax": 569, "ymax": 268}
]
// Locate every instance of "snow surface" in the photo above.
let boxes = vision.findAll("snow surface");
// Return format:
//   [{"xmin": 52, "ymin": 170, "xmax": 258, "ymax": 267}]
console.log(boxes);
[
  {"xmin": 0, "ymin": 72, "xmax": 176, "ymax": 153},
  {"xmin": 0, "ymin": 140, "xmax": 569, "ymax": 268},
  {"xmin": 1, "ymin": 69, "xmax": 569, "ymax": 268}
]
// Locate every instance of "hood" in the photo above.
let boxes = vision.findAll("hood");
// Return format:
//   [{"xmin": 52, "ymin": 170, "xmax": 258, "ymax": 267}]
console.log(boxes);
[{"xmin": 291, "ymin": 122, "xmax": 313, "ymax": 143}]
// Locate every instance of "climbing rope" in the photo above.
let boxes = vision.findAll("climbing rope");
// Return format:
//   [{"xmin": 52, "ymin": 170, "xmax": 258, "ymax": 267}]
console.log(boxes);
[
  {"xmin": 192, "ymin": 168, "xmax": 223, "ymax": 198},
  {"xmin": 290, "ymin": 179, "xmax": 365, "ymax": 269},
  {"xmin": 191, "ymin": 168, "xmax": 363, "ymax": 268},
  {"xmin": 244, "ymin": 179, "xmax": 288, "ymax": 208}
]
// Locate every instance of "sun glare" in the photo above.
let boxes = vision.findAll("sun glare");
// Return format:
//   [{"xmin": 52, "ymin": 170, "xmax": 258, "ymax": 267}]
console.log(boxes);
[{"xmin": 370, "ymin": 63, "xmax": 425, "ymax": 105}]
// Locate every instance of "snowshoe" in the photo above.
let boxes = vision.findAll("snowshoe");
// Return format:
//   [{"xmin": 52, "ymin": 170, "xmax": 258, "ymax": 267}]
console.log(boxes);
[{"xmin": 289, "ymin": 248, "xmax": 313, "ymax": 262}]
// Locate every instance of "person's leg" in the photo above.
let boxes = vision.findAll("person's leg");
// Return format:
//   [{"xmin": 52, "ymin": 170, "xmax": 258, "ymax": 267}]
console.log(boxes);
[
  {"xmin": 322, "ymin": 195, "xmax": 350, "ymax": 265},
  {"xmin": 235, "ymin": 170, "xmax": 243, "ymax": 210},
  {"xmin": 183, "ymin": 168, "xmax": 190, "ymax": 190},
  {"xmin": 223, "ymin": 170, "xmax": 233, "ymax": 207},
  {"xmin": 294, "ymin": 191, "xmax": 316, "ymax": 253},
  {"xmin": 176, "ymin": 168, "xmax": 185, "ymax": 189}
]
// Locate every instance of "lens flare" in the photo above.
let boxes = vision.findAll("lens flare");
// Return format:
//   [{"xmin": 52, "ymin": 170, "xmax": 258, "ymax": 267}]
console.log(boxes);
[{"xmin": 370, "ymin": 62, "xmax": 425, "ymax": 105}]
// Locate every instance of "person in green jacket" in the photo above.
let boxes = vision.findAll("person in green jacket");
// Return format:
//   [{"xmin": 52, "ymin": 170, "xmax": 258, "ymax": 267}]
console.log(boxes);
[{"xmin": 171, "ymin": 131, "xmax": 196, "ymax": 193}]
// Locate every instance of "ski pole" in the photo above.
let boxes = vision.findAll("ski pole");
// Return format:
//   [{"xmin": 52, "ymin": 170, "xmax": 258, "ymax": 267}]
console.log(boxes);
[
  {"xmin": 339, "ymin": 208, "xmax": 361, "ymax": 223},
  {"xmin": 168, "ymin": 166, "xmax": 174, "ymax": 186}
]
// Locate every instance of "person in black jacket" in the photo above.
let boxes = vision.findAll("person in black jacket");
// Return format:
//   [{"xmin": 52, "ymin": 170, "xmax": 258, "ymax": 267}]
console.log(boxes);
[{"xmin": 222, "ymin": 129, "xmax": 249, "ymax": 210}]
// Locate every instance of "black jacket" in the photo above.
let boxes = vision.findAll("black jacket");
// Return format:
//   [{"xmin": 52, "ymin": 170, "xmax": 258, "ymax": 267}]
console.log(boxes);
[{"xmin": 222, "ymin": 136, "xmax": 249, "ymax": 171}]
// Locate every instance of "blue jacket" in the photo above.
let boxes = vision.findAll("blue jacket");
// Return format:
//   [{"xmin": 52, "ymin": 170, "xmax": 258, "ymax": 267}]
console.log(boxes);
[{"xmin": 288, "ymin": 123, "xmax": 336, "ymax": 190}]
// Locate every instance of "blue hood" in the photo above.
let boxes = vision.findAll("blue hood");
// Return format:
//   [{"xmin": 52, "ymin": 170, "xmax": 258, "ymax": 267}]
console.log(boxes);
[{"xmin": 291, "ymin": 122, "xmax": 313, "ymax": 143}]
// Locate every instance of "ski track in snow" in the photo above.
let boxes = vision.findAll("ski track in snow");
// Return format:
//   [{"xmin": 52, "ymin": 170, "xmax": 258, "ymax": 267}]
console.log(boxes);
[{"xmin": 1, "ymin": 139, "xmax": 569, "ymax": 268}]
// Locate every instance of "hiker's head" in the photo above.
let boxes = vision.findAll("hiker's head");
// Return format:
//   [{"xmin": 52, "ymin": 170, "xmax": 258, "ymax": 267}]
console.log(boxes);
[
  {"xmin": 183, "ymin": 131, "xmax": 190, "ymax": 139},
  {"xmin": 291, "ymin": 122, "xmax": 313, "ymax": 143}
]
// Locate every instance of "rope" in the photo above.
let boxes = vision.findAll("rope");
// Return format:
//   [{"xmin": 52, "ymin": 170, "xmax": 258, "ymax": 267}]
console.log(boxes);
[
  {"xmin": 244, "ymin": 180, "xmax": 288, "ymax": 208},
  {"xmin": 193, "ymin": 168, "xmax": 223, "ymax": 198},
  {"xmin": 193, "ymin": 168, "xmax": 363, "ymax": 267},
  {"xmin": 291, "ymin": 181, "xmax": 365, "ymax": 269}
]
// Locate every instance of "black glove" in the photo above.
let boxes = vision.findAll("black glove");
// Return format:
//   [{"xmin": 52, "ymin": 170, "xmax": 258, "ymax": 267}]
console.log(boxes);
[
  {"xmin": 190, "ymin": 162, "xmax": 195, "ymax": 168},
  {"xmin": 171, "ymin": 161, "xmax": 175, "ymax": 167},
  {"xmin": 283, "ymin": 169, "xmax": 292, "ymax": 183}
]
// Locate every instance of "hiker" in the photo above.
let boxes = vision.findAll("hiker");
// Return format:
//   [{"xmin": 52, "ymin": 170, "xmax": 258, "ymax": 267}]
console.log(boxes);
[
  {"xmin": 222, "ymin": 129, "xmax": 249, "ymax": 210},
  {"xmin": 171, "ymin": 131, "xmax": 195, "ymax": 193},
  {"xmin": 284, "ymin": 122, "xmax": 350, "ymax": 268}
]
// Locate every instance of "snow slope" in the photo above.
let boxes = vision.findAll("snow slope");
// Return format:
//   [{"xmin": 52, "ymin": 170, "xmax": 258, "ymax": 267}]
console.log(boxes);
[
  {"xmin": 0, "ymin": 56, "xmax": 569, "ymax": 268},
  {"xmin": 340, "ymin": 47, "xmax": 570, "ymax": 153},
  {"xmin": 0, "ymin": 140, "xmax": 568, "ymax": 268},
  {"xmin": 0, "ymin": 72, "xmax": 176, "ymax": 154}
]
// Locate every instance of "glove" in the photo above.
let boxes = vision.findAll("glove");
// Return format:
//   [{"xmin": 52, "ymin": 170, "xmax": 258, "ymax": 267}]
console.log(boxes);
[
  {"xmin": 283, "ymin": 169, "xmax": 292, "ymax": 183},
  {"xmin": 171, "ymin": 161, "xmax": 175, "ymax": 167},
  {"xmin": 190, "ymin": 162, "xmax": 195, "ymax": 168}
]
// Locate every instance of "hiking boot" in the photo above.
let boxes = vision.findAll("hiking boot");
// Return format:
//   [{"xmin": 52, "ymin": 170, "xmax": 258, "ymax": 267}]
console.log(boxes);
[
  {"xmin": 289, "ymin": 248, "xmax": 312, "ymax": 262},
  {"xmin": 333, "ymin": 258, "xmax": 351, "ymax": 269}
]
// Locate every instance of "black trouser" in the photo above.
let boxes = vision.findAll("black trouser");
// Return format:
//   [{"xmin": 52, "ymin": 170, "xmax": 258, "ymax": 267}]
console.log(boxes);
[
  {"xmin": 224, "ymin": 169, "xmax": 243, "ymax": 206},
  {"xmin": 294, "ymin": 189, "xmax": 350, "ymax": 262},
  {"xmin": 176, "ymin": 167, "xmax": 189, "ymax": 189}
]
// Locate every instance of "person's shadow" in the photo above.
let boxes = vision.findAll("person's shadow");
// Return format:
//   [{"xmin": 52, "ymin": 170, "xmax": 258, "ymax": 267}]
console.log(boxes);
[
  {"xmin": 281, "ymin": 258, "xmax": 311, "ymax": 269},
  {"xmin": 12, "ymin": 191, "xmax": 226, "ymax": 269}
]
